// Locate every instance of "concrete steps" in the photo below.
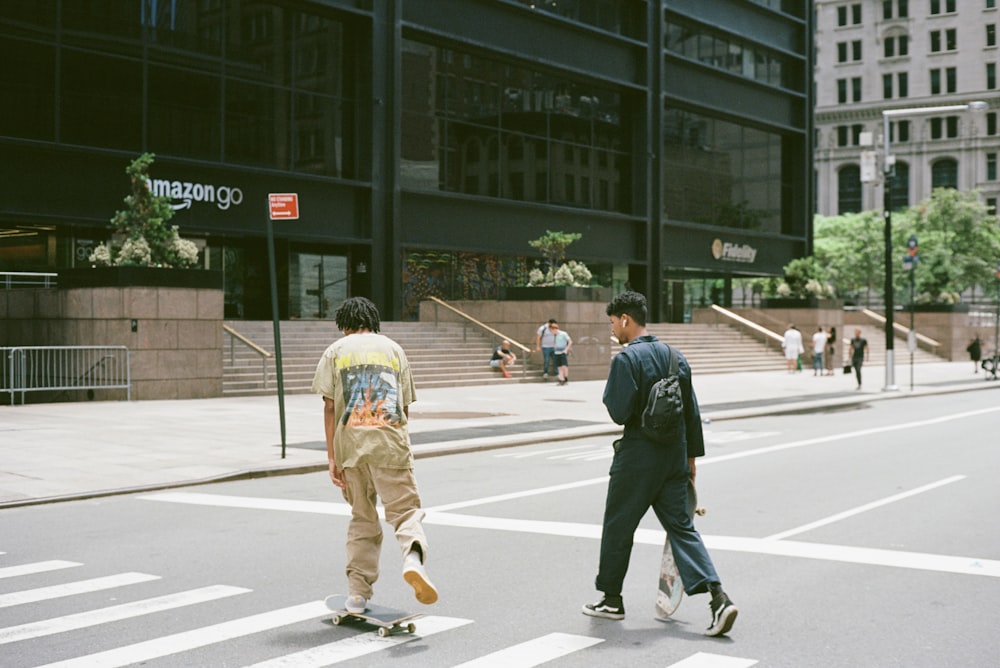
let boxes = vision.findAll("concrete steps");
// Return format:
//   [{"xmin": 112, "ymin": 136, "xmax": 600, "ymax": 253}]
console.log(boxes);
[
  {"xmin": 222, "ymin": 320, "xmax": 543, "ymax": 396},
  {"xmin": 645, "ymin": 323, "xmax": 787, "ymax": 374}
]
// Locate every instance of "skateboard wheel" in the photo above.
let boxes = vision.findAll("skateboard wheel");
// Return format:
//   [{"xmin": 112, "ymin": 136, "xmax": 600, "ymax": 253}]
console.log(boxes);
[
  {"xmin": 331, "ymin": 615, "xmax": 343, "ymax": 626},
  {"xmin": 407, "ymin": 623, "xmax": 417, "ymax": 634},
  {"xmin": 378, "ymin": 627, "xmax": 390, "ymax": 638}
]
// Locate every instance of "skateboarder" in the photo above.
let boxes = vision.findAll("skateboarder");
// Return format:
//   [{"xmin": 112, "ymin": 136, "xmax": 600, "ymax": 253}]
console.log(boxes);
[
  {"xmin": 582, "ymin": 290, "xmax": 738, "ymax": 637},
  {"xmin": 312, "ymin": 297, "xmax": 438, "ymax": 615}
]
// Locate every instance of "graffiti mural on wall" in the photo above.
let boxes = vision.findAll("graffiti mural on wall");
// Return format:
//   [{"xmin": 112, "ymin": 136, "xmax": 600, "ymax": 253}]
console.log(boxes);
[{"xmin": 402, "ymin": 250, "xmax": 530, "ymax": 320}]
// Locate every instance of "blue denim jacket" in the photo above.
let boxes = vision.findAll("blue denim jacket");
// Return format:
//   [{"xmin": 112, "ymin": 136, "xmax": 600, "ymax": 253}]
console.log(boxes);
[{"xmin": 601, "ymin": 335, "xmax": 705, "ymax": 459}]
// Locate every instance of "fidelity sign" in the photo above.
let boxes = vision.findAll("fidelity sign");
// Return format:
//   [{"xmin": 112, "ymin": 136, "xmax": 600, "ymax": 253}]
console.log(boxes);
[{"xmin": 711, "ymin": 238, "xmax": 757, "ymax": 264}]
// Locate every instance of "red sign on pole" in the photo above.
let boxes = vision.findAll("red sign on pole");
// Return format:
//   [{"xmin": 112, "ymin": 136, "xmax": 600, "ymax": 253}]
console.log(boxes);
[{"xmin": 268, "ymin": 193, "xmax": 299, "ymax": 220}]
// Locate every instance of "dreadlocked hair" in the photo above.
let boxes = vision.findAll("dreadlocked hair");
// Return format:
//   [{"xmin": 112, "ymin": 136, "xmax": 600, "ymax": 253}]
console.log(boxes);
[{"xmin": 334, "ymin": 297, "xmax": 381, "ymax": 333}]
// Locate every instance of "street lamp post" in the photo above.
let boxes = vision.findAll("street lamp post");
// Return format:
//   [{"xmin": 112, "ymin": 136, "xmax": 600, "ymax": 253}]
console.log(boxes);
[{"xmin": 880, "ymin": 101, "xmax": 988, "ymax": 392}]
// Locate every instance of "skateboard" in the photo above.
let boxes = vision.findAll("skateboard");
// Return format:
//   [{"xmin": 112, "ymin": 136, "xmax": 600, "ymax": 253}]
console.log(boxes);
[
  {"xmin": 655, "ymin": 478, "xmax": 706, "ymax": 620},
  {"xmin": 324, "ymin": 595, "xmax": 423, "ymax": 637}
]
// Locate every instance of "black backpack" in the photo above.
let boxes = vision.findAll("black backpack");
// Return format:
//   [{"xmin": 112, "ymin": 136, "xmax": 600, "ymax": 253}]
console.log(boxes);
[{"xmin": 639, "ymin": 344, "xmax": 684, "ymax": 444}]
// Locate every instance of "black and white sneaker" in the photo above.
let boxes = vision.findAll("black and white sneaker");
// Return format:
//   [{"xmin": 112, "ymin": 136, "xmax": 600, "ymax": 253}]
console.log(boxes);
[
  {"xmin": 582, "ymin": 595, "xmax": 625, "ymax": 620},
  {"xmin": 705, "ymin": 590, "xmax": 738, "ymax": 636}
]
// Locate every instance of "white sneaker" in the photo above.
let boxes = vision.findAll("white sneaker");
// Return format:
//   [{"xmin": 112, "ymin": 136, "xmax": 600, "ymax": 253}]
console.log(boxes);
[
  {"xmin": 402, "ymin": 552, "xmax": 438, "ymax": 605},
  {"xmin": 345, "ymin": 594, "xmax": 367, "ymax": 614}
]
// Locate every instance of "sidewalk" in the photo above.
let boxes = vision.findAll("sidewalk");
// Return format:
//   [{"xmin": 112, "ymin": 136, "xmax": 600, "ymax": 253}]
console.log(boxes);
[{"xmin": 1, "ymin": 361, "xmax": 996, "ymax": 508}]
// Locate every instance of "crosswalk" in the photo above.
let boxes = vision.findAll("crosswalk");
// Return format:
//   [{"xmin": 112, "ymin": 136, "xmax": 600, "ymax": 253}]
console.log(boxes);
[{"xmin": 0, "ymin": 551, "xmax": 758, "ymax": 667}]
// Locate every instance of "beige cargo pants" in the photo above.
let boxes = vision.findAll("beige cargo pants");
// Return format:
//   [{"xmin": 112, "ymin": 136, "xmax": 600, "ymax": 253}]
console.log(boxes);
[{"xmin": 341, "ymin": 463, "xmax": 428, "ymax": 599}]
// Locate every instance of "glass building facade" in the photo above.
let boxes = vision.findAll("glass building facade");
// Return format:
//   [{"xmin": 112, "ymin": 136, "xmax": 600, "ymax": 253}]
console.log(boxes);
[{"xmin": 1, "ymin": 0, "xmax": 813, "ymax": 321}]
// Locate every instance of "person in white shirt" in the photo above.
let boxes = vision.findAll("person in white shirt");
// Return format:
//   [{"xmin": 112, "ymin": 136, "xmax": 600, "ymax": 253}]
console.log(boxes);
[
  {"xmin": 781, "ymin": 324, "xmax": 804, "ymax": 373},
  {"xmin": 534, "ymin": 318, "xmax": 558, "ymax": 378},
  {"xmin": 811, "ymin": 326, "xmax": 827, "ymax": 376}
]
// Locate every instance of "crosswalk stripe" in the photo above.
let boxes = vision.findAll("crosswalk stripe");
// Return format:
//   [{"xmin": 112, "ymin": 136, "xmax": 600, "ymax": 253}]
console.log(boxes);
[
  {"xmin": 666, "ymin": 651, "xmax": 758, "ymax": 667},
  {"xmin": 0, "ymin": 560, "xmax": 81, "ymax": 580},
  {"xmin": 0, "ymin": 572, "xmax": 161, "ymax": 609},
  {"xmin": 33, "ymin": 600, "xmax": 330, "ymax": 668},
  {"xmin": 450, "ymin": 632, "xmax": 604, "ymax": 667},
  {"xmin": 241, "ymin": 615, "xmax": 474, "ymax": 668},
  {"xmin": 0, "ymin": 584, "xmax": 249, "ymax": 646}
]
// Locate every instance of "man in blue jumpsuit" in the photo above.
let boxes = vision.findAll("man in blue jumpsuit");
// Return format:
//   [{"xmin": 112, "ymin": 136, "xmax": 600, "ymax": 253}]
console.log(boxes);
[{"xmin": 582, "ymin": 291, "xmax": 738, "ymax": 637}]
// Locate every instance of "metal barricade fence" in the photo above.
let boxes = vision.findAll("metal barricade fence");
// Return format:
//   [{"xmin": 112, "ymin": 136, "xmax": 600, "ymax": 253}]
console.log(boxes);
[{"xmin": 1, "ymin": 346, "xmax": 131, "ymax": 405}]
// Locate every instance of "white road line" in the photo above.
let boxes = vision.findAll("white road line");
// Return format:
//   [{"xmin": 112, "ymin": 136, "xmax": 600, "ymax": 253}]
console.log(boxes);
[
  {"xmin": 450, "ymin": 632, "xmax": 604, "ymax": 667},
  {"xmin": 0, "ymin": 560, "xmax": 81, "ymax": 580},
  {"xmin": 141, "ymin": 492, "xmax": 353, "ymax": 516},
  {"xmin": 0, "ymin": 572, "xmax": 161, "ymax": 609},
  {"xmin": 667, "ymin": 652, "xmax": 758, "ymax": 668},
  {"xmin": 764, "ymin": 475, "xmax": 967, "ymax": 540},
  {"xmin": 241, "ymin": 616, "xmax": 473, "ymax": 668},
  {"xmin": 34, "ymin": 600, "xmax": 330, "ymax": 668},
  {"xmin": 495, "ymin": 444, "xmax": 599, "ymax": 458},
  {"xmin": 700, "ymin": 406, "xmax": 1000, "ymax": 466},
  {"xmin": 0, "ymin": 584, "xmax": 249, "ymax": 646},
  {"xmin": 140, "ymin": 494, "xmax": 1000, "ymax": 579},
  {"xmin": 423, "ymin": 478, "xmax": 607, "ymax": 513}
]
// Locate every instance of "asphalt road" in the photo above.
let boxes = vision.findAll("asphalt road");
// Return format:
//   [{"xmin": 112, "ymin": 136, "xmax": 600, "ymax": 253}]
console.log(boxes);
[{"xmin": 2, "ymin": 391, "xmax": 999, "ymax": 667}]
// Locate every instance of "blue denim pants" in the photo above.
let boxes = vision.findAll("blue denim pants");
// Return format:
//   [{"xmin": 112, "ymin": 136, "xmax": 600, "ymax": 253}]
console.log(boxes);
[
  {"xmin": 595, "ymin": 438, "xmax": 719, "ymax": 597},
  {"xmin": 541, "ymin": 347, "xmax": 555, "ymax": 375}
]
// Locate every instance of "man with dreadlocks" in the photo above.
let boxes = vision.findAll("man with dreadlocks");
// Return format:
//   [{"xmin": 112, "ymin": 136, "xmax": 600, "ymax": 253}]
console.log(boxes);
[{"xmin": 311, "ymin": 296, "xmax": 438, "ymax": 614}]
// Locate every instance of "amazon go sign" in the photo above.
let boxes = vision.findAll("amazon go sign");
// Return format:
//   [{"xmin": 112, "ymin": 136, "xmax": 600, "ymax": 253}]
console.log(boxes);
[{"xmin": 149, "ymin": 178, "xmax": 244, "ymax": 211}]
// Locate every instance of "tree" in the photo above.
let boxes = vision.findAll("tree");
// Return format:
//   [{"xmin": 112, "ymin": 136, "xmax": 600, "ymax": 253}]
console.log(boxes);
[
  {"xmin": 814, "ymin": 211, "xmax": 884, "ymax": 305},
  {"xmin": 90, "ymin": 153, "xmax": 199, "ymax": 268},
  {"xmin": 528, "ymin": 230, "xmax": 582, "ymax": 272}
]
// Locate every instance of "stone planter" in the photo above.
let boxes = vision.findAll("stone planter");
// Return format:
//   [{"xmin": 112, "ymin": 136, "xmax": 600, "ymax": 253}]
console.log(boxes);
[
  {"xmin": 760, "ymin": 297, "xmax": 842, "ymax": 309},
  {"xmin": 500, "ymin": 286, "xmax": 612, "ymax": 302},
  {"xmin": 60, "ymin": 267, "xmax": 223, "ymax": 289},
  {"xmin": 911, "ymin": 302, "xmax": 970, "ymax": 313}
]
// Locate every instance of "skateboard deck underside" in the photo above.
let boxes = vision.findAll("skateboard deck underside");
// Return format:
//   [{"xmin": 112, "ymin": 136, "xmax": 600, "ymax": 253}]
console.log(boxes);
[
  {"xmin": 324, "ymin": 595, "xmax": 422, "ymax": 636},
  {"xmin": 655, "ymin": 480, "xmax": 701, "ymax": 620}
]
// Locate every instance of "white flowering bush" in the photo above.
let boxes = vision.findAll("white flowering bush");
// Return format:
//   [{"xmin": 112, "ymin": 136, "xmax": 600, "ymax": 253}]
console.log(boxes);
[
  {"xmin": 552, "ymin": 263, "xmax": 575, "ymax": 285},
  {"xmin": 568, "ymin": 260, "xmax": 592, "ymax": 285},
  {"xmin": 89, "ymin": 153, "xmax": 200, "ymax": 269}
]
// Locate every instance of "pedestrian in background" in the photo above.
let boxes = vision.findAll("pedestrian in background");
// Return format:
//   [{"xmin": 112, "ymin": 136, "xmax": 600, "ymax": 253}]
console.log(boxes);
[
  {"xmin": 850, "ymin": 328, "xmax": 869, "ymax": 390},
  {"xmin": 825, "ymin": 326, "xmax": 837, "ymax": 376},
  {"xmin": 311, "ymin": 297, "xmax": 438, "ymax": 615},
  {"xmin": 583, "ymin": 290, "xmax": 738, "ymax": 637},
  {"xmin": 535, "ymin": 318, "xmax": 558, "ymax": 379},
  {"xmin": 967, "ymin": 334, "xmax": 982, "ymax": 374},
  {"xmin": 811, "ymin": 326, "xmax": 826, "ymax": 376},
  {"xmin": 782, "ymin": 324, "xmax": 804, "ymax": 373},
  {"xmin": 490, "ymin": 339, "xmax": 517, "ymax": 379},
  {"xmin": 551, "ymin": 322, "xmax": 573, "ymax": 385}
]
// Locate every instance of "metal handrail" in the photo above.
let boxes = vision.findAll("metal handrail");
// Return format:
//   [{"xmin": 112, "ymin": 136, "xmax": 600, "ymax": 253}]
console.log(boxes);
[
  {"xmin": 223, "ymin": 325, "xmax": 272, "ymax": 389},
  {"xmin": 707, "ymin": 304, "xmax": 785, "ymax": 353},
  {"xmin": 426, "ymin": 296, "xmax": 531, "ymax": 377},
  {"xmin": 1, "ymin": 271, "xmax": 58, "ymax": 289},
  {"xmin": 859, "ymin": 308, "xmax": 941, "ymax": 352}
]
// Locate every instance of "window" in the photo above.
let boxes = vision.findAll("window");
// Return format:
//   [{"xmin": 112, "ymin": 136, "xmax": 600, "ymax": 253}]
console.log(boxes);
[
  {"xmin": 931, "ymin": 29, "xmax": 957, "ymax": 52},
  {"xmin": 837, "ymin": 126, "xmax": 850, "ymax": 147},
  {"xmin": 838, "ymin": 42, "xmax": 849, "ymax": 62},
  {"xmin": 931, "ymin": 158, "xmax": 958, "ymax": 189},
  {"xmin": 988, "ymin": 153, "xmax": 998, "ymax": 181},
  {"xmin": 883, "ymin": 0, "xmax": 893, "ymax": 19},
  {"xmin": 883, "ymin": 73, "xmax": 893, "ymax": 99},
  {"xmin": 838, "ymin": 165, "xmax": 862, "ymax": 214},
  {"xmin": 838, "ymin": 78, "xmax": 848, "ymax": 103},
  {"xmin": 946, "ymin": 67, "xmax": 956, "ymax": 93},
  {"xmin": 838, "ymin": 5, "xmax": 848, "ymax": 26},
  {"xmin": 930, "ymin": 116, "xmax": 959, "ymax": 139},
  {"xmin": 898, "ymin": 72, "xmax": 909, "ymax": 97},
  {"xmin": 852, "ymin": 77, "xmax": 862, "ymax": 101},
  {"xmin": 930, "ymin": 68, "xmax": 941, "ymax": 94},
  {"xmin": 889, "ymin": 162, "xmax": 909, "ymax": 210},
  {"xmin": 930, "ymin": 31, "xmax": 941, "ymax": 52},
  {"xmin": 929, "ymin": 0, "xmax": 955, "ymax": 14},
  {"xmin": 900, "ymin": 0, "xmax": 909, "ymax": 17},
  {"xmin": 989, "ymin": 63, "xmax": 997, "ymax": 89},
  {"xmin": 837, "ymin": 3, "xmax": 862, "ymax": 25},
  {"xmin": 891, "ymin": 120, "xmax": 911, "ymax": 142},
  {"xmin": 988, "ymin": 111, "xmax": 997, "ymax": 135},
  {"xmin": 946, "ymin": 29, "xmax": 957, "ymax": 50},
  {"xmin": 852, "ymin": 3, "xmax": 862, "ymax": 23},
  {"xmin": 852, "ymin": 40, "xmax": 862, "ymax": 61},
  {"xmin": 989, "ymin": 25, "xmax": 997, "ymax": 48},
  {"xmin": 884, "ymin": 36, "xmax": 896, "ymax": 58}
]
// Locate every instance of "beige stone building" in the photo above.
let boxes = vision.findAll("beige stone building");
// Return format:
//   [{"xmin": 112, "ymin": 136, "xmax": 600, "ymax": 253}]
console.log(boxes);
[{"xmin": 814, "ymin": 0, "xmax": 1000, "ymax": 215}]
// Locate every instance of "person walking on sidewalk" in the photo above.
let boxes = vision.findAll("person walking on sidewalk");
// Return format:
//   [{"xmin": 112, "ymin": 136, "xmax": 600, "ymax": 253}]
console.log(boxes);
[
  {"xmin": 825, "ymin": 326, "xmax": 838, "ymax": 376},
  {"xmin": 967, "ymin": 334, "xmax": 982, "ymax": 374},
  {"xmin": 850, "ymin": 328, "xmax": 869, "ymax": 389},
  {"xmin": 490, "ymin": 340, "xmax": 517, "ymax": 378},
  {"xmin": 811, "ymin": 326, "xmax": 826, "ymax": 376},
  {"xmin": 551, "ymin": 322, "xmax": 573, "ymax": 385},
  {"xmin": 583, "ymin": 290, "xmax": 738, "ymax": 637},
  {"xmin": 311, "ymin": 296, "xmax": 438, "ymax": 615},
  {"xmin": 535, "ymin": 318, "xmax": 558, "ymax": 379}
]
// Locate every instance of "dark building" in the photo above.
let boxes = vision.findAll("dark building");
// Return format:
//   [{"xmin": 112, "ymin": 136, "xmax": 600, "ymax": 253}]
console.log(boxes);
[{"xmin": 0, "ymin": 0, "xmax": 813, "ymax": 322}]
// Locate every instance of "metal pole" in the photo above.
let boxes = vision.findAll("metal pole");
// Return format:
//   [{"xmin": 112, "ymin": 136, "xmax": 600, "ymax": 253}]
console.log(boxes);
[
  {"xmin": 882, "ymin": 112, "xmax": 897, "ymax": 391},
  {"xmin": 994, "ymin": 266, "xmax": 1000, "ymax": 380},
  {"xmin": 909, "ymin": 266, "xmax": 915, "ymax": 391},
  {"xmin": 266, "ymin": 214, "xmax": 288, "ymax": 458}
]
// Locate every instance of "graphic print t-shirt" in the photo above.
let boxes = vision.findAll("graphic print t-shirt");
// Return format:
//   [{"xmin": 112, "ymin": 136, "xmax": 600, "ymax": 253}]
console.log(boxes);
[{"xmin": 311, "ymin": 333, "xmax": 416, "ymax": 469}]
